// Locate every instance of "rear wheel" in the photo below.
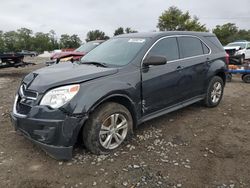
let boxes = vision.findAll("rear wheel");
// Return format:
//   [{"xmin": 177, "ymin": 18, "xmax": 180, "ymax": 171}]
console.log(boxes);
[
  {"xmin": 242, "ymin": 74, "xmax": 250, "ymax": 83},
  {"xmin": 83, "ymin": 102, "xmax": 133, "ymax": 154},
  {"xmin": 203, "ymin": 76, "xmax": 224, "ymax": 107}
]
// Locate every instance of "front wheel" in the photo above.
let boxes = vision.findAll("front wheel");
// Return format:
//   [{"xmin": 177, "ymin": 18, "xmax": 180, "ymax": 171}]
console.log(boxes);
[
  {"xmin": 83, "ymin": 102, "xmax": 133, "ymax": 154},
  {"xmin": 239, "ymin": 54, "xmax": 245, "ymax": 64},
  {"xmin": 203, "ymin": 76, "xmax": 224, "ymax": 107}
]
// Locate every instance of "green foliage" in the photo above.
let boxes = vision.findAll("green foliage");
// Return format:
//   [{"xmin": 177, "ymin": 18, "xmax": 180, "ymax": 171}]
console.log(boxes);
[
  {"xmin": 16, "ymin": 28, "xmax": 33, "ymax": 50},
  {"xmin": 0, "ymin": 31, "xmax": 5, "ymax": 53},
  {"xmin": 59, "ymin": 34, "xmax": 81, "ymax": 48},
  {"xmin": 0, "ymin": 28, "xmax": 82, "ymax": 53},
  {"xmin": 3, "ymin": 31, "xmax": 19, "ymax": 52},
  {"xmin": 236, "ymin": 30, "xmax": 250, "ymax": 41},
  {"xmin": 86, "ymin": 30, "xmax": 109, "ymax": 42},
  {"xmin": 114, "ymin": 27, "xmax": 124, "ymax": 36},
  {"xmin": 125, "ymin": 27, "xmax": 137, "ymax": 34},
  {"xmin": 114, "ymin": 27, "xmax": 138, "ymax": 36},
  {"xmin": 32, "ymin": 32, "xmax": 51, "ymax": 52},
  {"xmin": 213, "ymin": 23, "xmax": 250, "ymax": 45},
  {"xmin": 157, "ymin": 6, "xmax": 208, "ymax": 32}
]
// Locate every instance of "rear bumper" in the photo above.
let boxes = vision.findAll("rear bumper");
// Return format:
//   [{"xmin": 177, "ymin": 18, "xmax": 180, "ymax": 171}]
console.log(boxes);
[{"xmin": 10, "ymin": 112, "xmax": 87, "ymax": 160}]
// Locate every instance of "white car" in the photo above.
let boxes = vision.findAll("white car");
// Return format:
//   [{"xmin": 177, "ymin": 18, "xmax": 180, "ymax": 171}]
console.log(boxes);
[{"xmin": 224, "ymin": 41, "xmax": 250, "ymax": 64}]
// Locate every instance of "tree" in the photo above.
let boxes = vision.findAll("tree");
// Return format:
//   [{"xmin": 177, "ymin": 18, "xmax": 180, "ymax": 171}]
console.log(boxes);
[
  {"xmin": 32, "ymin": 32, "xmax": 51, "ymax": 53},
  {"xmin": 125, "ymin": 27, "xmax": 137, "ymax": 34},
  {"xmin": 49, "ymin": 30, "xmax": 59, "ymax": 50},
  {"xmin": 0, "ymin": 31, "xmax": 5, "ymax": 53},
  {"xmin": 59, "ymin": 34, "xmax": 81, "ymax": 48},
  {"xmin": 3, "ymin": 31, "xmax": 19, "ymax": 52},
  {"xmin": 86, "ymin": 30, "xmax": 109, "ymax": 42},
  {"xmin": 114, "ymin": 27, "xmax": 138, "ymax": 36},
  {"xmin": 59, "ymin": 34, "xmax": 71, "ymax": 48},
  {"xmin": 16, "ymin": 28, "xmax": 33, "ymax": 50},
  {"xmin": 157, "ymin": 6, "xmax": 207, "ymax": 32},
  {"xmin": 69, "ymin": 34, "xmax": 82, "ymax": 48},
  {"xmin": 236, "ymin": 29, "xmax": 250, "ymax": 41},
  {"xmin": 114, "ymin": 27, "xmax": 124, "ymax": 36},
  {"xmin": 213, "ymin": 23, "xmax": 238, "ymax": 45}
]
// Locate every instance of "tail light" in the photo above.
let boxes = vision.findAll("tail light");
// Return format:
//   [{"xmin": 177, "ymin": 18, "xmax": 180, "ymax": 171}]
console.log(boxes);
[{"xmin": 225, "ymin": 53, "xmax": 230, "ymax": 64}]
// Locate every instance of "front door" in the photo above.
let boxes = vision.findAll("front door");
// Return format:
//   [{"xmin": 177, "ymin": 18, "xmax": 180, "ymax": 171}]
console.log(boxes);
[{"xmin": 141, "ymin": 37, "xmax": 186, "ymax": 116}]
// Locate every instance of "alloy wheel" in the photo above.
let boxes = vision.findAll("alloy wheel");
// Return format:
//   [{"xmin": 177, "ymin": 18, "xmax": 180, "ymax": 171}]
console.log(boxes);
[
  {"xmin": 211, "ymin": 82, "xmax": 222, "ymax": 103},
  {"xmin": 99, "ymin": 113, "xmax": 128, "ymax": 150}
]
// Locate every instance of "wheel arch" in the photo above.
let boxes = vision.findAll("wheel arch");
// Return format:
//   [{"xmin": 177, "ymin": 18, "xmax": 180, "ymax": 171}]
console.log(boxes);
[
  {"xmin": 75, "ymin": 94, "xmax": 138, "ymax": 146},
  {"xmin": 215, "ymin": 71, "xmax": 226, "ymax": 85},
  {"xmin": 88, "ymin": 94, "xmax": 138, "ymax": 129}
]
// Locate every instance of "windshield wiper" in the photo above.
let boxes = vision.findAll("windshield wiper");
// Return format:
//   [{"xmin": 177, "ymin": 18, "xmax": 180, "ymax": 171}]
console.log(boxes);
[{"xmin": 81, "ymin": 61, "xmax": 108, "ymax": 67}]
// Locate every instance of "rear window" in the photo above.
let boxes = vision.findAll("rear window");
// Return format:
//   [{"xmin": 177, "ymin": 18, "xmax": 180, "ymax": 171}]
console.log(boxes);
[
  {"xmin": 205, "ymin": 36, "xmax": 224, "ymax": 50},
  {"xmin": 178, "ymin": 37, "xmax": 204, "ymax": 58},
  {"xmin": 202, "ymin": 43, "xmax": 210, "ymax": 54}
]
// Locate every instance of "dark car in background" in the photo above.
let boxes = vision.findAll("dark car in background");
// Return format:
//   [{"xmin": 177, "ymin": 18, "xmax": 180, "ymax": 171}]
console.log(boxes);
[
  {"xmin": 50, "ymin": 40, "xmax": 104, "ymax": 63},
  {"xmin": 11, "ymin": 32, "xmax": 227, "ymax": 160},
  {"xmin": 18, "ymin": 50, "xmax": 38, "ymax": 57}
]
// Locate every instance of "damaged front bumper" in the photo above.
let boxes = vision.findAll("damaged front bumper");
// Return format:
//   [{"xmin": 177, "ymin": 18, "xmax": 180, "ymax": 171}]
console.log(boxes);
[{"xmin": 11, "ymin": 99, "xmax": 87, "ymax": 160}]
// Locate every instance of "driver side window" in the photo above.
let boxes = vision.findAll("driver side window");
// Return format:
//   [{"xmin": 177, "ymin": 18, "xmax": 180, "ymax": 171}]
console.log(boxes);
[{"xmin": 148, "ymin": 37, "xmax": 179, "ymax": 61}]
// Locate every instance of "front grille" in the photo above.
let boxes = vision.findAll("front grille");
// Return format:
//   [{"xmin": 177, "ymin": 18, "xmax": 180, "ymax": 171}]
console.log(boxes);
[
  {"xmin": 19, "ymin": 84, "xmax": 38, "ymax": 99},
  {"xmin": 14, "ymin": 84, "xmax": 38, "ymax": 116},
  {"xmin": 16, "ymin": 99, "xmax": 32, "ymax": 115},
  {"xmin": 225, "ymin": 49, "xmax": 236, "ymax": 56}
]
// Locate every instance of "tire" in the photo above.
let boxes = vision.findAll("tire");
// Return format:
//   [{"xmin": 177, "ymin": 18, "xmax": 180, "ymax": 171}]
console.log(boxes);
[
  {"xmin": 83, "ymin": 102, "xmax": 133, "ymax": 154},
  {"xmin": 226, "ymin": 73, "xmax": 232, "ymax": 82},
  {"xmin": 203, "ymin": 76, "xmax": 224, "ymax": 107},
  {"xmin": 239, "ymin": 54, "xmax": 245, "ymax": 64},
  {"xmin": 242, "ymin": 74, "xmax": 250, "ymax": 83}
]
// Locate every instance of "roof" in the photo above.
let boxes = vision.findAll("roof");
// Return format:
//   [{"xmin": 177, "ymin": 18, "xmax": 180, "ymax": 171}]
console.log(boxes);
[{"xmin": 115, "ymin": 31, "xmax": 215, "ymax": 39}]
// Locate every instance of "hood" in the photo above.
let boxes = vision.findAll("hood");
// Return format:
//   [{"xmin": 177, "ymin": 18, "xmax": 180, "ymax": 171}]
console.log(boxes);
[
  {"xmin": 23, "ymin": 62, "xmax": 118, "ymax": 93},
  {"xmin": 51, "ymin": 51, "xmax": 85, "ymax": 59},
  {"xmin": 224, "ymin": 46, "xmax": 241, "ymax": 51}
]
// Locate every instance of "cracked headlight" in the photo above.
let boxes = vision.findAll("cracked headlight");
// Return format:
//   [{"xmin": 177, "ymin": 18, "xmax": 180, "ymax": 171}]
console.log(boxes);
[{"xmin": 40, "ymin": 84, "xmax": 80, "ymax": 108}]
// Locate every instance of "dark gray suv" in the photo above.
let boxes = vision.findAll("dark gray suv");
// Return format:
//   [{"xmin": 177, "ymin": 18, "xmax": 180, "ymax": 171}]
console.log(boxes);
[{"xmin": 11, "ymin": 31, "xmax": 227, "ymax": 160}]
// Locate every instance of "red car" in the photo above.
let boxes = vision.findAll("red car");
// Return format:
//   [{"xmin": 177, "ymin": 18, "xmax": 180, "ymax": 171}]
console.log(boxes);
[{"xmin": 50, "ymin": 40, "xmax": 104, "ymax": 63}]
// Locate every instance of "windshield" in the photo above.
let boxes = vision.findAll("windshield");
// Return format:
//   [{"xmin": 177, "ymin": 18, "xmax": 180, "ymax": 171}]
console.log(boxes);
[
  {"xmin": 75, "ymin": 41, "xmax": 102, "ymax": 53},
  {"xmin": 81, "ymin": 38, "xmax": 147, "ymax": 66},
  {"xmin": 227, "ymin": 42, "xmax": 246, "ymax": 49}
]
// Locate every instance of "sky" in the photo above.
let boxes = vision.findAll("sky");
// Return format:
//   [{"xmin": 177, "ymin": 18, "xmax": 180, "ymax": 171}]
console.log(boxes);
[{"xmin": 0, "ymin": 0, "xmax": 250, "ymax": 40}]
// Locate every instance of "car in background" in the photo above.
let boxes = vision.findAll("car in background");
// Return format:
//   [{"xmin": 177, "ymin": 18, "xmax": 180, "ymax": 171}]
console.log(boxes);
[
  {"xmin": 224, "ymin": 40, "xmax": 250, "ymax": 64},
  {"xmin": 50, "ymin": 40, "xmax": 104, "ymax": 63},
  {"xmin": 18, "ymin": 50, "xmax": 38, "ymax": 57}
]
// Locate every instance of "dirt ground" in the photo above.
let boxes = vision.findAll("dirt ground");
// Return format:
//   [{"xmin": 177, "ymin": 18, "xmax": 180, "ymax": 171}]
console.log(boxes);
[{"xmin": 0, "ymin": 57, "xmax": 249, "ymax": 188}]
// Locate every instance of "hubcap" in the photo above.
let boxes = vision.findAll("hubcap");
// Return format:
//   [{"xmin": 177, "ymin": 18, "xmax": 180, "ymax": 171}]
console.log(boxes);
[
  {"xmin": 211, "ymin": 82, "xmax": 222, "ymax": 103},
  {"xmin": 99, "ymin": 113, "xmax": 128, "ymax": 150}
]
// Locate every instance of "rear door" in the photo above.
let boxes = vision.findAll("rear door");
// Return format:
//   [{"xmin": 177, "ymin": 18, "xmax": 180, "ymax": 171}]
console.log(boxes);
[{"xmin": 176, "ymin": 36, "xmax": 210, "ymax": 101}]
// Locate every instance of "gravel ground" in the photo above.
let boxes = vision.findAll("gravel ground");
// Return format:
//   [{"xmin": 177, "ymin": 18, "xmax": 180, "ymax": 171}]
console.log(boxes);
[{"xmin": 0, "ymin": 57, "xmax": 249, "ymax": 188}]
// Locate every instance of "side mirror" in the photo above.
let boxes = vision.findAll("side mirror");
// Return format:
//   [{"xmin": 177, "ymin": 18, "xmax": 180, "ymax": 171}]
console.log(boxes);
[{"xmin": 143, "ymin": 55, "xmax": 167, "ymax": 66}]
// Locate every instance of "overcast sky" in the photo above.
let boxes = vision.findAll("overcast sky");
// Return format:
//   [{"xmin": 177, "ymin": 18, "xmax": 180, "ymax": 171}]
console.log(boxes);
[{"xmin": 0, "ymin": 0, "xmax": 250, "ymax": 40}]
